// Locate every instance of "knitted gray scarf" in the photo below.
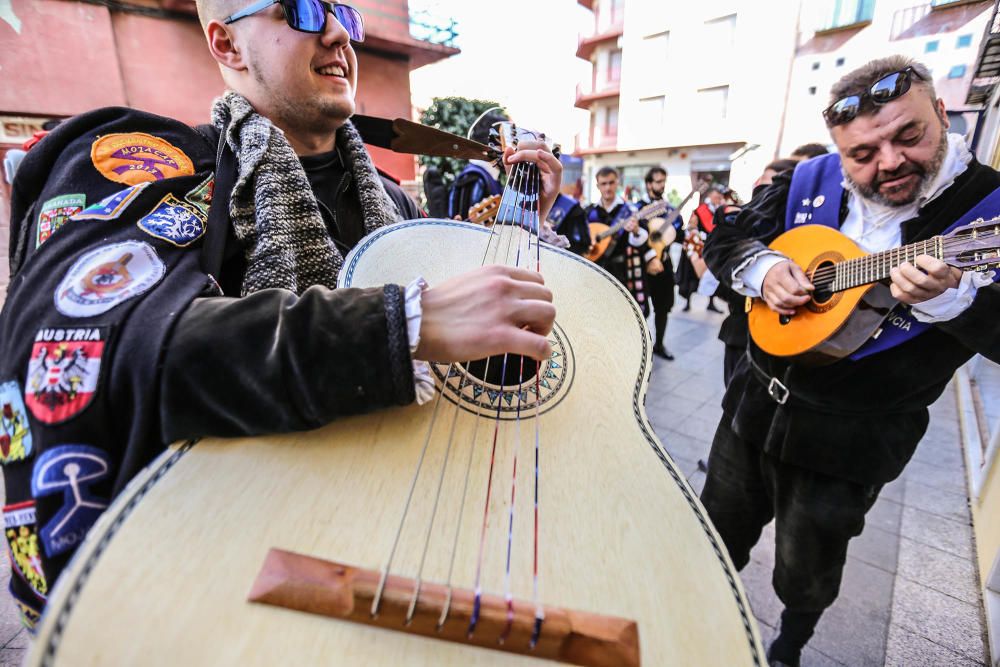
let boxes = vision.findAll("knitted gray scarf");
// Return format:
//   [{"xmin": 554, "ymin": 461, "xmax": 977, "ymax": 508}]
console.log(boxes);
[{"xmin": 211, "ymin": 91, "xmax": 403, "ymax": 296}]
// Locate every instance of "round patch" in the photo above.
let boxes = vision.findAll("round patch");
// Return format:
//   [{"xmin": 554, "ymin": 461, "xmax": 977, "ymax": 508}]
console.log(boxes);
[
  {"xmin": 55, "ymin": 241, "xmax": 165, "ymax": 318},
  {"xmin": 813, "ymin": 194, "xmax": 825, "ymax": 208},
  {"xmin": 90, "ymin": 132, "xmax": 195, "ymax": 186}
]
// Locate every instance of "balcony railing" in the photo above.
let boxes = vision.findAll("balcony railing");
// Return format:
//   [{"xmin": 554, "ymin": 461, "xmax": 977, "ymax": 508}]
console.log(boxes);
[
  {"xmin": 576, "ymin": 22, "xmax": 624, "ymax": 60},
  {"xmin": 575, "ymin": 82, "xmax": 621, "ymax": 109},
  {"xmin": 816, "ymin": 0, "xmax": 875, "ymax": 33}
]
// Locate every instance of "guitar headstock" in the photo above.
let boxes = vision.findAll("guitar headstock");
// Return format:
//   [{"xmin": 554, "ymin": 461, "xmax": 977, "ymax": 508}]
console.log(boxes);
[
  {"xmin": 943, "ymin": 216, "xmax": 1000, "ymax": 272},
  {"xmin": 467, "ymin": 194, "xmax": 501, "ymax": 226},
  {"xmin": 486, "ymin": 122, "xmax": 561, "ymax": 170}
]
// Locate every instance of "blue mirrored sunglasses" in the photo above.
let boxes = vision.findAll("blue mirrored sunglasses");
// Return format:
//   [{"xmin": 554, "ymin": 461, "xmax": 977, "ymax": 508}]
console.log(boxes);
[
  {"xmin": 224, "ymin": 0, "xmax": 364, "ymax": 42},
  {"xmin": 823, "ymin": 66, "xmax": 921, "ymax": 127}
]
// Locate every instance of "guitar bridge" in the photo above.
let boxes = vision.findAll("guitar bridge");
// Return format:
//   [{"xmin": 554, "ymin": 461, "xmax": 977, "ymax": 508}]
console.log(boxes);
[{"xmin": 248, "ymin": 548, "xmax": 640, "ymax": 667}]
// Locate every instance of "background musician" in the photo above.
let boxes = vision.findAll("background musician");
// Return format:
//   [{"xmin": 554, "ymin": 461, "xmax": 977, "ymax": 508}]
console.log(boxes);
[
  {"xmin": 585, "ymin": 166, "xmax": 654, "ymax": 315},
  {"xmin": 699, "ymin": 55, "xmax": 1000, "ymax": 667},
  {"xmin": 638, "ymin": 166, "xmax": 679, "ymax": 360},
  {"xmin": 0, "ymin": 0, "xmax": 562, "ymax": 627},
  {"xmin": 677, "ymin": 185, "xmax": 725, "ymax": 313}
]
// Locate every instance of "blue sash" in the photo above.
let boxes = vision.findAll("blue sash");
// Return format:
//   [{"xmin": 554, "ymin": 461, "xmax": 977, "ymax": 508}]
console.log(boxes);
[
  {"xmin": 547, "ymin": 193, "xmax": 578, "ymax": 225},
  {"xmin": 460, "ymin": 163, "xmax": 503, "ymax": 196},
  {"xmin": 785, "ymin": 154, "xmax": 1000, "ymax": 360}
]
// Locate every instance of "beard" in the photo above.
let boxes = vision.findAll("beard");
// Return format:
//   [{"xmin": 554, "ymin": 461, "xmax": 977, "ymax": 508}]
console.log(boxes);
[
  {"xmin": 250, "ymin": 58, "xmax": 355, "ymax": 136},
  {"xmin": 848, "ymin": 127, "xmax": 948, "ymax": 207}
]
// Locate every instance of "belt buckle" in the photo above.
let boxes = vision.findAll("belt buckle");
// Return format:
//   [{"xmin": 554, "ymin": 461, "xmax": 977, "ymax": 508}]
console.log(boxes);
[{"xmin": 767, "ymin": 377, "xmax": 789, "ymax": 405}]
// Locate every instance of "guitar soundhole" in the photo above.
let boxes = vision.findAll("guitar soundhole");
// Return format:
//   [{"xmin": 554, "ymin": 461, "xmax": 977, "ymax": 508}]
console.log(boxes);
[
  {"xmin": 810, "ymin": 260, "xmax": 836, "ymax": 305},
  {"xmin": 463, "ymin": 355, "xmax": 539, "ymax": 388}
]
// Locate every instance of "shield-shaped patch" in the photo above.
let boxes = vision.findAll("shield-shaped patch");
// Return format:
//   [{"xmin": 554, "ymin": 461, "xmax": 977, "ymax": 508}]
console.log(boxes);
[{"xmin": 25, "ymin": 327, "xmax": 106, "ymax": 424}]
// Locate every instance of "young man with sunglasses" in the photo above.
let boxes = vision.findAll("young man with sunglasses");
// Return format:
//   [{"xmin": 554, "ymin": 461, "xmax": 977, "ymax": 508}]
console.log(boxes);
[
  {"xmin": 0, "ymin": 0, "xmax": 562, "ymax": 628},
  {"xmin": 699, "ymin": 55, "xmax": 1000, "ymax": 666}
]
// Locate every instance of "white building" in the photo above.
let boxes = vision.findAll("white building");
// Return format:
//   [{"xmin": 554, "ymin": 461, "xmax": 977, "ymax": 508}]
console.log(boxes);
[
  {"xmin": 779, "ymin": 0, "xmax": 994, "ymax": 157},
  {"xmin": 574, "ymin": 0, "xmax": 800, "ymax": 209},
  {"xmin": 573, "ymin": 0, "xmax": 994, "ymax": 210}
]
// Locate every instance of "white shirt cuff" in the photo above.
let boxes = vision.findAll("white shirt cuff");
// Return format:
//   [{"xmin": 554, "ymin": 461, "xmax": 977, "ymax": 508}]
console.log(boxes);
[
  {"xmin": 731, "ymin": 252, "xmax": 788, "ymax": 297},
  {"xmin": 643, "ymin": 249, "xmax": 658, "ymax": 263},
  {"xmin": 405, "ymin": 276, "xmax": 436, "ymax": 405},
  {"xmin": 628, "ymin": 227, "xmax": 649, "ymax": 246},
  {"xmin": 911, "ymin": 270, "xmax": 996, "ymax": 323}
]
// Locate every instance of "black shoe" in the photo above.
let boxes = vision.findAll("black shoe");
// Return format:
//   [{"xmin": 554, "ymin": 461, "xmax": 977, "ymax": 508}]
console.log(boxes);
[
  {"xmin": 682, "ymin": 301, "xmax": 691, "ymax": 312},
  {"xmin": 653, "ymin": 345, "xmax": 674, "ymax": 361},
  {"xmin": 706, "ymin": 300, "xmax": 723, "ymax": 313}
]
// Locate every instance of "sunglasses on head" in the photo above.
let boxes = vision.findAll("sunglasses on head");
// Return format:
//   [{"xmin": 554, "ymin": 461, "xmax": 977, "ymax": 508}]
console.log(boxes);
[
  {"xmin": 224, "ymin": 0, "xmax": 365, "ymax": 42},
  {"xmin": 823, "ymin": 66, "xmax": 922, "ymax": 127}
]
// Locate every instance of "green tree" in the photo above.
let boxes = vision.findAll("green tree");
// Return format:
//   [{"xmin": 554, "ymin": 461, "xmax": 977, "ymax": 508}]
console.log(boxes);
[{"xmin": 419, "ymin": 97, "xmax": 505, "ymax": 188}]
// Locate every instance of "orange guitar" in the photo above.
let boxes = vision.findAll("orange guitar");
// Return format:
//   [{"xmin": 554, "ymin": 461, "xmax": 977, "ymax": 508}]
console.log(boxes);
[
  {"xmin": 747, "ymin": 218, "xmax": 1000, "ymax": 365},
  {"xmin": 584, "ymin": 199, "xmax": 670, "ymax": 262}
]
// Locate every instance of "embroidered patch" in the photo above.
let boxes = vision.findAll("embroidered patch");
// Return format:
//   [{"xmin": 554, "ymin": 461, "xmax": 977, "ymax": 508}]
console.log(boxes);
[
  {"xmin": 55, "ymin": 241, "xmax": 165, "ymax": 318},
  {"xmin": 185, "ymin": 174, "xmax": 214, "ymax": 215},
  {"xmin": 793, "ymin": 212, "xmax": 809, "ymax": 225},
  {"xmin": 36, "ymin": 194, "xmax": 86, "ymax": 248},
  {"xmin": 25, "ymin": 328, "xmax": 106, "ymax": 425},
  {"xmin": 72, "ymin": 182, "xmax": 148, "ymax": 222},
  {"xmin": 12, "ymin": 596, "xmax": 41, "ymax": 632},
  {"xmin": 812, "ymin": 194, "xmax": 825, "ymax": 208},
  {"xmin": 137, "ymin": 193, "xmax": 206, "ymax": 247},
  {"xmin": 4, "ymin": 501, "xmax": 48, "ymax": 600},
  {"xmin": 0, "ymin": 381, "xmax": 33, "ymax": 464},
  {"xmin": 31, "ymin": 445, "xmax": 110, "ymax": 558},
  {"xmin": 90, "ymin": 132, "xmax": 194, "ymax": 186}
]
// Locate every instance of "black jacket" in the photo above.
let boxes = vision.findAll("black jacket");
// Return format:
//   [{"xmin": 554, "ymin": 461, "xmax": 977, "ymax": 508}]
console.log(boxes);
[
  {"xmin": 0, "ymin": 107, "xmax": 419, "ymax": 623},
  {"xmin": 703, "ymin": 160, "xmax": 1000, "ymax": 485}
]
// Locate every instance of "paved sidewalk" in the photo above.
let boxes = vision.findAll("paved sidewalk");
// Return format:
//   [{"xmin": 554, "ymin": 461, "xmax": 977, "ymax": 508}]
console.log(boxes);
[
  {"xmin": 0, "ymin": 295, "xmax": 987, "ymax": 666},
  {"xmin": 645, "ymin": 296, "xmax": 988, "ymax": 666}
]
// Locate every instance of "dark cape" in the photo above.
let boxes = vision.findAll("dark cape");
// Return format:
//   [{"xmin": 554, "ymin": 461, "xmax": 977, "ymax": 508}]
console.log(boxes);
[{"xmin": 703, "ymin": 160, "xmax": 1000, "ymax": 486}]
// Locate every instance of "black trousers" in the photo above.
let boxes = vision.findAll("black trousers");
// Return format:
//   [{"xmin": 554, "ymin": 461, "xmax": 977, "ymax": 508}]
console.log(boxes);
[
  {"xmin": 646, "ymin": 264, "xmax": 674, "ymax": 346},
  {"xmin": 700, "ymin": 419, "xmax": 882, "ymax": 613}
]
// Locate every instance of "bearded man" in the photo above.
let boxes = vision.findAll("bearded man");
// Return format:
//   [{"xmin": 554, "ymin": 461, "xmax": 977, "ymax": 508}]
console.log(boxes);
[{"xmin": 700, "ymin": 55, "xmax": 1000, "ymax": 666}]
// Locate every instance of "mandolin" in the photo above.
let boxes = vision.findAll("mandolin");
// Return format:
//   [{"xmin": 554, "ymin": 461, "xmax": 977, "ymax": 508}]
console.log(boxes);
[
  {"xmin": 583, "ymin": 199, "xmax": 670, "ymax": 262},
  {"xmin": 648, "ymin": 179, "xmax": 713, "ymax": 258},
  {"xmin": 748, "ymin": 219, "xmax": 1000, "ymax": 365},
  {"xmin": 28, "ymin": 124, "xmax": 765, "ymax": 666}
]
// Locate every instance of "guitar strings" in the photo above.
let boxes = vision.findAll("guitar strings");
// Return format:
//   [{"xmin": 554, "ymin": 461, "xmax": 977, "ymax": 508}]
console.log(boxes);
[{"xmin": 371, "ymin": 160, "xmax": 528, "ymax": 619}]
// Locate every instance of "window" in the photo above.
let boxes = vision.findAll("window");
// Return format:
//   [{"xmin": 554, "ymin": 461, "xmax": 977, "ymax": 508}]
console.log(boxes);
[
  {"xmin": 836, "ymin": 57, "xmax": 845, "ymax": 66},
  {"xmin": 948, "ymin": 64, "xmax": 967, "ymax": 79},
  {"xmin": 604, "ymin": 107, "xmax": 619, "ymax": 140},
  {"xmin": 643, "ymin": 31, "xmax": 669, "ymax": 65},
  {"xmin": 821, "ymin": 0, "xmax": 875, "ymax": 31},
  {"xmin": 812, "ymin": 61, "xmax": 821, "ymax": 70},
  {"xmin": 808, "ymin": 86, "xmax": 817, "ymax": 95},
  {"xmin": 957, "ymin": 34, "xmax": 973, "ymax": 48},
  {"xmin": 639, "ymin": 95, "xmax": 666, "ymax": 127},
  {"xmin": 704, "ymin": 13, "xmax": 737, "ymax": 47},
  {"xmin": 926, "ymin": 40, "xmax": 939, "ymax": 53},
  {"xmin": 607, "ymin": 49, "xmax": 622, "ymax": 83},
  {"xmin": 609, "ymin": 0, "xmax": 624, "ymax": 24},
  {"xmin": 698, "ymin": 85, "xmax": 729, "ymax": 120}
]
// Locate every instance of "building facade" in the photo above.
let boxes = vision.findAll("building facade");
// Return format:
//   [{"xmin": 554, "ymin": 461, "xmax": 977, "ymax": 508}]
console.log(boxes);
[
  {"xmin": 573, "ymin": 0, "xmax": 800, "ymax": 210},
  {"xmin": 779, "ymin": 0, "xmax": 994, "ymax": 157},
  {"xmin": 573, "ymin": 0, "xmax": 993, "ymax": 212},
  {"xmin": 0, "ymin": 0, "xmax": 457, "ymax": 292}
]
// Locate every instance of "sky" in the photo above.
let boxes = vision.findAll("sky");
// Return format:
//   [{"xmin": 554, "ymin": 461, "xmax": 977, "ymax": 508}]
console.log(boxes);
[{"xmin": 408, "ymin": 0, "xmax": 592, "ymax": 152}]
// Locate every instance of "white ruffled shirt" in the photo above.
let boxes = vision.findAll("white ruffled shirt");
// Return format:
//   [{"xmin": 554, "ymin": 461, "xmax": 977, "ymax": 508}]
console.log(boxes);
[
  {"xmin": 734, "ymin": 133, "xmax": 994, "ymax": 322},
  {"xmin": 404, "ymin": 277, "xmax": 436, "ymax": 405}
]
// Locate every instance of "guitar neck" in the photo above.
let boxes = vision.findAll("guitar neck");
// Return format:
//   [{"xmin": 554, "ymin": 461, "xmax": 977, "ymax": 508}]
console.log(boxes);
[
  {"xmin": 830, "ymin": 237, "xmax": 943, "ymax": 291},
  {"xmin": 598, "ymin": 200, "xmax": 670, "ymax": 240}
]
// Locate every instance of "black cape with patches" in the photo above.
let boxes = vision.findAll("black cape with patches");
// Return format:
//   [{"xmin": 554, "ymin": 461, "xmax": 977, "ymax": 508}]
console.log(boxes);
[
  {"xmin": 703, "ymin": 161, "xmax": 1000, "ymax": 486},
  {"xmin": 0, "ymin": 107, "xmax": 416, "ymax": 622}
]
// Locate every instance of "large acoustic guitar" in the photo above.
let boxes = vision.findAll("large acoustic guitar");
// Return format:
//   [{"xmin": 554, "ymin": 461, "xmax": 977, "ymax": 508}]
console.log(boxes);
[
  {"xmin": 748, "ymin": 219, "xmax": 1000, "ymax": 365},
  {"xmin": 28, "ymin": 125, "xmax": 764, "ymax": 666}
]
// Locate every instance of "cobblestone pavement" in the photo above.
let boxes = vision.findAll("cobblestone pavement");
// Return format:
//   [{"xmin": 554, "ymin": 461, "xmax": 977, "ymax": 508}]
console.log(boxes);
[{"xmin": 0, "ymin": 294, "xmax": 986, "ymax": 666}]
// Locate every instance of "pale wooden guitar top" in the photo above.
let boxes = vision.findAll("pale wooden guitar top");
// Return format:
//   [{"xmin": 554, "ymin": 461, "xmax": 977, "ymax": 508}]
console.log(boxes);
[{"xmin": 28, "ymin": 221, "xmax": 764, "ymax": 666}]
